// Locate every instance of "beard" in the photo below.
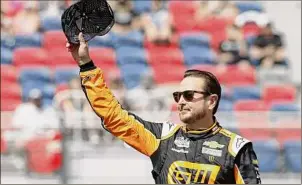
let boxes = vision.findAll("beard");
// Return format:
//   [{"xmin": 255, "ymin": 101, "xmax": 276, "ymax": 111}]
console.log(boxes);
[{"xmin": 179, "ymin": 109, "xmax": 206, "ymax": 124}]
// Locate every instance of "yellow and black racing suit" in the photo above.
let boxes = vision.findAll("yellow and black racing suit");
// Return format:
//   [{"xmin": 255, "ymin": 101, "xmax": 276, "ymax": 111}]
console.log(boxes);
[{"xmin": 79, "ymin": 62, "xmax": 261, "ymax": 184}]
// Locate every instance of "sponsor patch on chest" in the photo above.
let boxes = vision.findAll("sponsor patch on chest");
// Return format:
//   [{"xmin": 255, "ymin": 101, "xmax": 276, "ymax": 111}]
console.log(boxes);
[
  {"xmin": 174, "ymin": 136, "xmax": 190, "ymax": 148},
  {"xmin": 202, "ymin": 147, "xmax": 223, "ymax": 157}
]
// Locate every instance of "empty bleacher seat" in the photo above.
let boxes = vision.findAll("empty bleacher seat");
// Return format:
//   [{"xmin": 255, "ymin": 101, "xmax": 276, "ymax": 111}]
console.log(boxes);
[
  {"xmin": 147, "ymin": 47, "xmax": 184, "ymax": 67},
  {"xmin": 1, "ymin": 64, "xmax": 19, "ymax": 84},
  {"xmin": 90, "ymin": 47, "xmax": 117, "ymax": 69},
  {"xmin": 54, "ymin": 67, "xmax": 78, "ymax": 85},
  {"xmin": 112, "ymin": 31, "xmax": 144, "ymax": 49},
  {"xmin": 1, "ymin": 83, "xmax": 22, "ymax": 111},
  {"xmin": 89, "ymin": 33, "xmax": 114, "ymax": 48},
  {"xmin": 218, "ymin": 99, "xmax": 234, "ymax": 111},
  {"xmin": 235, "ymin": 2, "xmax": 263, "ymax": 13},
  {"xmin": 13, "ymin": 47, "xmax": 48, "ymax": 67},
  {"xmin": 1, "ymin": 47, "xmax": 13, "ymax": 65},
  {"xmin": 43, "ymin": 31, "xmax": 67, "ymax": 51},
  {"xmin": 45, "ymin": 49, "xmax": 77, "ymax": 67},
  {"xmin": 234, "ymin": 99, "xmax": 270, "ymax": 111},
  {"xmin": 119, "ymin": 63, "xmax": 149, "ymax": 89},
  {"xmin": 179, "ymin": 32, "xmax": 211, "ymax": 49},
  {"xmin": 116, "ymin": 47, "xmax": 147, "ymax": 65},
  {"xmin": 253, "ymin": 140, "xmax": 280, "ymax": 172},
  {"xmin": 133, "ymin": 0, "xmax": 152, "ymax": 14},
  {"xmin": 215, "ymin": 65, "xmax": 257, "ymax": 86},
  {"xmin": 232, "ymin": 85, "xmax": 261, "ymax": 101},
  {"xmin": 41, "ymin": 16, "xmax": 62, "ymax": 31},
  {"xmin": 15, "ymin": 33, "xmax": 42, "ymax": 48},
  {"xmin": 283, "ymin": 141, "xmax": 301, "ymax": 172},
  {"xmin": 41, "ymin": 84, "xmax": 56, "ymax": 108},
  {"xmin": 263, "ymin": 84, "xmax": 297, "ymax": 104},
  {"xmin": 183, "ymin": 47, "xmax": 216, "ymax": 66},
  {"xmin": 152, "ymin": 64, "xmax": 186, "ymax": 85}
]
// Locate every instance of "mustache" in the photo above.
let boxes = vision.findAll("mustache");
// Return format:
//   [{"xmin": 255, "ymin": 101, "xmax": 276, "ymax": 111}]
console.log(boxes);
[{"xmin": 178, "ymin": 105, "xmax": 191, "ymax": 111}]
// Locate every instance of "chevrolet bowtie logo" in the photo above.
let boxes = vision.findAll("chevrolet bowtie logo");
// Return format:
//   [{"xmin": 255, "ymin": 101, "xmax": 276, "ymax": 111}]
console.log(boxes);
[{"xmin": 203, "ymin": 141, "xmax": 225, "ymax": 149}]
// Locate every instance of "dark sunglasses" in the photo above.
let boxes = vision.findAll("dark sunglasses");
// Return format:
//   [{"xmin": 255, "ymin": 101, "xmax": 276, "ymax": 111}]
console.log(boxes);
[{"xmin": 173, "ymin": 90, "xmax": 211, "ymax": 103}]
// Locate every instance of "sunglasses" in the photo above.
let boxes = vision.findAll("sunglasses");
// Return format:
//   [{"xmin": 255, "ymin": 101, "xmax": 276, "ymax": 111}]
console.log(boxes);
[{"xmin": 173, "ymin": 90, "xmax": 211, "ymax": 103}]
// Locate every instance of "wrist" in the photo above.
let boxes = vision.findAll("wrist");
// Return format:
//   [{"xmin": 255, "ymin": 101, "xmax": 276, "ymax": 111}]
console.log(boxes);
[{"xmin": 79, "ymin": 60, "xmax": 96, "ymax": 72}]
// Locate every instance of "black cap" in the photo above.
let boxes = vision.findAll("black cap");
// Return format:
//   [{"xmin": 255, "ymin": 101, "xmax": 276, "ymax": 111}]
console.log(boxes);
[{"xmin": 61, "ymin": 0, "xmax": 115, "ymax": 44}]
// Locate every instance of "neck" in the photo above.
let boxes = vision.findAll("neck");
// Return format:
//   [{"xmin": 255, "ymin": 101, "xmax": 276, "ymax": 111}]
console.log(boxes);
[{"xmin": 186, "ymin": 115, "xmax": 215, "ymax": 131}]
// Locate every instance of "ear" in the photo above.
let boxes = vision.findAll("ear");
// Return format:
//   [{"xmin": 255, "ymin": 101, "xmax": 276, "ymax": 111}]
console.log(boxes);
[{"xmin": 208, "ymin": 94, "xmax": 218, "ymax": 111}]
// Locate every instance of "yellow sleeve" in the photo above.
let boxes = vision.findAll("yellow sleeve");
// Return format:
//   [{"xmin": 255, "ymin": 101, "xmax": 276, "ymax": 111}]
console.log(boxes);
[{"xmin": 80, "ymin": 67, "xmax": 161, "ymax": 156}]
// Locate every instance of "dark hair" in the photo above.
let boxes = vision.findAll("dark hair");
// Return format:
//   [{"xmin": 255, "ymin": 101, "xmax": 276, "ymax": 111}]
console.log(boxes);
[{"xmin": 184, "ymin": 69, "xmax": 221, "ymax": 114}]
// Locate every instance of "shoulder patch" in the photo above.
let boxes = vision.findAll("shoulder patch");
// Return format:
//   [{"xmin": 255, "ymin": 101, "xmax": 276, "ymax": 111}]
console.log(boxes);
[
  {"xmin": 229, "ymin": 134, "xmax": 251, "ymax": 157},
  {"xmin": 161, "ymin": 121, "xmax": 180, "ymax": 140}
]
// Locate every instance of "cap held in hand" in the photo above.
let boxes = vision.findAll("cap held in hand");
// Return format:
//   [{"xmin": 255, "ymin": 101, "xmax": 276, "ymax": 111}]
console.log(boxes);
[{"xmin": 61, "ymin": 0, "xmax": 115, "ymax": 44}]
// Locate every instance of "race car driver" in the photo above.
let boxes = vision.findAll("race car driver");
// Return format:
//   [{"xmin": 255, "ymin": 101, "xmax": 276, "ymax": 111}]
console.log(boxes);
[{"xmin": 66, "ymin": 32, "xmax": 262, "ymax": 184}]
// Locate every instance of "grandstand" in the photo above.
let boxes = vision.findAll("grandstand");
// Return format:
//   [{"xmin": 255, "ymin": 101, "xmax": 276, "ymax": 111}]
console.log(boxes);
[{"xmin": 1, "ymin": 0, "xmax": 301, "ymax": 184}]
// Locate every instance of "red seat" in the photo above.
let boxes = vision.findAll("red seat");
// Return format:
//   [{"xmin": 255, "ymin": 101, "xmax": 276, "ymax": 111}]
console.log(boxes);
[
  {"xmin": 147, "ymin": 47, "xmax": 184, "ymax": 67},
  {"xmin": 274, "ymin": 128, "xmax": 301, "ymax": 147},
  {"xmin": 1, "ymin": 83, "xmax": 22, "ymax": 111},
  {"xmin": 12, "ymin": 47, "xmax": 48, "ymax": 67},
  {"xmin": 239, "ymin": 128, "xmax": 273, "ymax": 141},
  {"xmin": 1, "ymin": 64, "xmax": 19, "ymax": 83},
  {"xmin": 234, "ymin": 100, "xmax": 270, "ymax": 128},
  {"xmin": 43, "ymin": 31, "xmax": 67, "ymax": 51},
  {"xmin": 90, "ymin": 47, "xmax": 117, "ymax": 69},
  {"xmin": 215, "ymin": 65, "xmax": 256, "ymax": 86},
  {"xmin": 189, "ymin": 64, "xmax": 217, "ymax": 74},
  {"xmin": 45, "ymin": 49, "xmax": 77, "ymax": 67},
  {"xmin": 169, "ymin": 1, "xmax": 198, "ymax": 33},
  {"xmin": 263, "ymin": 85, "xmax": 297, "ymax": 104},
  {"xmin": 152, "ymin": 64, "xmax": 186, "ymax": 85}
]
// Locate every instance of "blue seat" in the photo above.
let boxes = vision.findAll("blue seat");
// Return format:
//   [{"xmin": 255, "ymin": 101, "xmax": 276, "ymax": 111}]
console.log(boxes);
[
  {"xmin": 270, "ymin": 103, "xmax": 301, "ymax": 123},
  {"xmin": 41, "ymin": 16, "xmax": 62, "ymax": 31},
  {"xmin": 246, "ymin": 34, "xmax": 257, "ymax": 48},
  {"xmin": 116, "ymin": 46, "xmax": 147, "ymax": 65},
  {"xmin": 1, "ymin": 47, "xmax": 13, "ymax": 64},
  {"xmin": 235, "ymin": 2, "xmax": 263, "ymax": 13},
  {"xmin": 89, "ymin": 32, "xmax": 114, "ymax": 48},
  {"xmin": 221, "ymin": 86, "xmax": 233, "ymax": 101},
  {"xmin": 1, "ymin": 36, "xmax": 15, "ymax": 50},
  {"xmin": 15, "ymin": 33, "xmax": 42, "ymax": 48},
  {"xmin": 119, "ymin": 63, "xmax": 149, "ymax": 89},
  {"xmin": 133, "ymin": 0, "xmax": 152, "ymax": 14},
  {"xmin": 180, "ymin": 32, "xmax": 210, "ymax": 49},
  {"xmin": 54, "ymin": 68, "xmax": 79, "ymax": 85},
  {"xmin": 19, "ymin": 68, "xmax": 52, "ymax": 88},
  {"xmin": 42, "ymin": 84, "xmax": 56, "ymax": 107},
  {"xmin": 183, "ymin": 47, "xmax": 216, "ymax": 66},
  {"xmin": 283, "ymin": 141, "xmax": 301, "ymax": 172},
  {"xmin": 253, "ymin": 140, "xmax": 280, "ymax": 172},
  {"xmin": 271, "ymin": 103, "xmax": 300, "ymax": 112},
  {"xmin": 218, "ymin": 99, "xmax": 234, "ymax": 111},
  {"xmin": 112, "ymin": 30, "xmax": 144, "ymax": 48},
  {"xmin": 232, "ymin": 85, "xmax": 261, "ymax": 101}
]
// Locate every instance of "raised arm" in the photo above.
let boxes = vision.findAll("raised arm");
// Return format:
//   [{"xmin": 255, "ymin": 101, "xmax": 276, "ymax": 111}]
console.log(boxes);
[{"xmin": 66, "ymin": 33, "xmax": 162, "ymax": 156}]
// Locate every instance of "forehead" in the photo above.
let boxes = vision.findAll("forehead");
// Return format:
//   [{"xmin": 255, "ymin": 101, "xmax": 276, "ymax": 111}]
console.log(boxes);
[{"xmin": 179, "ymin": 77, "xmax": 206, "ymax": 91}]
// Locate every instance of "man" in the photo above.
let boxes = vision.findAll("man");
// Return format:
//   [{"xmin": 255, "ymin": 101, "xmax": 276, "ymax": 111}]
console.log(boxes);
[{"xmin": 66, "ymin": 33, "xmax": 261, "ymax": 184}]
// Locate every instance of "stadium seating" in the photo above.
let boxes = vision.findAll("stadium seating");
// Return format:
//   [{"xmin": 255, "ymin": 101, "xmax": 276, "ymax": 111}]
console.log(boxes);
[
  {"xmin": 12, "ymin": 47, "xmax": 48, "ymax": 67},
  {"xmin": 152, "ymin": 64, "xmax": 186, "ymax": 85},
  {"xmin": 235, "ymin": 2, "xmax": 263, "ymax": 13},
  {"xmin": 182, "ymin": 46, "xmax": 216, "ymax": 66},
  {"xmin": 43, "ymin": 31, "xmax": 67, "ymax": 51},
  {"xmin": 232, "ymin": 85, "xmax": 261, "ymax": 101},
  {"xmin": 234, "ymin": 99, "xmax": 270, "ymax": 111},
  {"xmin": 179, "ymin": 32, "xmax": 211, "ymax": 49},
  {"xmin": 45, "ymin": 49, "xmax": 77, "ymax": 67},
  {"xmin": 1, "ymin": 47, "xmax": 13, "ymax": 65},
  {"xmin": 40, "ymin": 16, "xmax": 62, "ymax": 31},
  {"xmin": 147, "ymin": 47, "xmax": 184, "ymax": 67},
  {"xmin": 89, "ymin": 33, "xmax": 114, "ymax": 48},
  {"xmin": 14, "ymin": 33, "xmax": 42, "ymax": 48},
  {"xmin": 116, "ymin": 46, "xmax": 147, "ymax": 65},
  {"xmin": 263, "ymin": 84, "xmax": 297, "ymax": 104},
  {"xmin": 218, "ymin": 99, "xmax": 234, "ymax": 111},
  {"xmin": 89, "ymin": 47, "xmax": 117, "ymax": 69},
  {"xmin": 1, "ymin": 64, "xmax": 19, "ymax": 84},
  {"xmin": 112, "ymin": 30, "xmax": 144, "ymax": 49},
  {"xmin": 133, "ymin": 0, "xmax": 152, "ymax": 14},
  {"xmin": 283, "ymin": 141, "xmax": 301, "ymax": 172},
  {"xmin": 119, "ymin": 63, "xmax": 149, "ymax": 89},
  {"xmin": 54, "ymin": 67, "xmax": 79, "ymax": 85},
  {"xmin": 253, "ymin": 140, "xmax": 280, "ymax": 172},
  {"xmin": 1, "ymin": 83, "xmax": 22, "ymax": 111},
  {"xmin": 215, "ymin": 65, "xmax": 257, "ymax": 86}
]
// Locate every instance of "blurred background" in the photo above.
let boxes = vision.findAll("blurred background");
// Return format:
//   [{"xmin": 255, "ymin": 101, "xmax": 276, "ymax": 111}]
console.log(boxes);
[{"xmin": 1, "ymin": 0, "xmax": 301, "ymax": 184}]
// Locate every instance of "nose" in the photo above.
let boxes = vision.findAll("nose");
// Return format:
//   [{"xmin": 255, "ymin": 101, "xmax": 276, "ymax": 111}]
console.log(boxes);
[{"xmin": 177, "ymin": 95, "xmax": 186, "ymax": 110}]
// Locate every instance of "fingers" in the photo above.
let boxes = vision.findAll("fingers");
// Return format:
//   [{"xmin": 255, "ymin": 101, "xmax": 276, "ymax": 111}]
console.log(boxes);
[{"xmin": 78, "ymin": 32, "xmax": 86, "ymax": 44}]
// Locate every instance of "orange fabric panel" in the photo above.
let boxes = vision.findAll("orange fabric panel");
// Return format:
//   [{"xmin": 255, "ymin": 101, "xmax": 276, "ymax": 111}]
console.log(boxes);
[
  {"xmin": 234, "ymin": 164, "xmax": 245, "ymax": 184},
  {"xmin": 80, "ymin": 68, "xmax": 160, "ymax": 156}
]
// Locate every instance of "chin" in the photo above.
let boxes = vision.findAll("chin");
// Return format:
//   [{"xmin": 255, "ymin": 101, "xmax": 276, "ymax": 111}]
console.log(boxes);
[{"xmin": 179, "ymin": 114, "xmax": 194, "ymax": 124}]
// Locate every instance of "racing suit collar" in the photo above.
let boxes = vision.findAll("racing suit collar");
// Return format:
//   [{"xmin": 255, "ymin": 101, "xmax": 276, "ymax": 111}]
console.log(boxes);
[{"xmin": 181, "ymin": 117, "xmax": 221, "ymax": 139}]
